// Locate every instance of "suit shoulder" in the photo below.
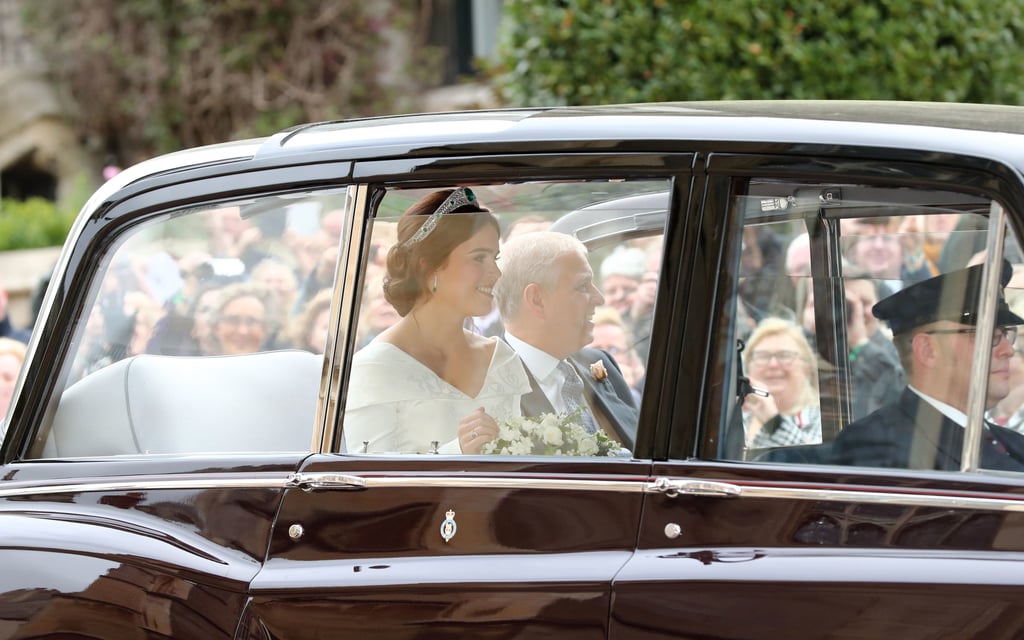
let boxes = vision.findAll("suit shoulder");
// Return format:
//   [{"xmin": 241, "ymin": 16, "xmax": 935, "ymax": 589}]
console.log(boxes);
[{"xmin": 833, "ymin": 401, "xmax": 912, "ymax": 450}]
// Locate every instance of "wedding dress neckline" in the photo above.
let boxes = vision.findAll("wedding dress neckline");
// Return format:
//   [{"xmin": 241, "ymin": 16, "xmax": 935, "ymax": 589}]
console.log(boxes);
[{"xmin": 373, "ymin": 339, "xmax": 502, "ymax": 400}]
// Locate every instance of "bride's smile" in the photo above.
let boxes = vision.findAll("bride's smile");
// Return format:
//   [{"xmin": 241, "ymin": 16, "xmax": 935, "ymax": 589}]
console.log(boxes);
[{"xmin": 434, "ymin": 224, "xmax": 501, "ymax": 317}]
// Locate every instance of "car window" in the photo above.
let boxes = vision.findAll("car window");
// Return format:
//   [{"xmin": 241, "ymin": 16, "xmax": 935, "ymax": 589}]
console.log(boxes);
[
  {"xmin": 342, "ymin": 180, "xmax": 668, "ymax": 457},
  {"xmin": 29, "ymin": 189, "xmax": 348, "ymax": 458},
  {"xmin": 707, "ymin": 179, "xmax": 1024, "ymax": 473}
]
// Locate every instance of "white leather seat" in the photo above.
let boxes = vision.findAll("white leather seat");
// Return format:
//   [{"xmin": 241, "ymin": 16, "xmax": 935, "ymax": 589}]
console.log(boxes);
[{"xmin": 44, "ymin": 350, "xmax": 323, "ymax": 457}]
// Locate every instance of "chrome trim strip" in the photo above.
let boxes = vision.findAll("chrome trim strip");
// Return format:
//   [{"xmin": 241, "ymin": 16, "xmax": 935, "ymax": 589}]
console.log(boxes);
[
  {"xmin": 643, "ymin": 477, "xmax": 1024, "ymax": 513},
  {"xmin": 361, "ymin": 476, "xmax": 647, "ymax": 492},
  {"xmin": 0, "ymin": 476, "xmax": 290, "ymax": 498},
  {"xmin": 4, "ymin": 472, "xmax": 1024, "ymax": 514},
  {"xmin": 0, "ymin": 473, "xmax": 651, "ymax": 498},
  {"xmin": 723, "ymin": 483, "xmax": 1024, "ymax": 513}
]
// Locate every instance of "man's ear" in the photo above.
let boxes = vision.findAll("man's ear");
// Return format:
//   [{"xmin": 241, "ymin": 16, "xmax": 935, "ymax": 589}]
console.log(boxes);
[
  {"xmin": 911, "ymin": 332, "xmax": 938, "ymax": 369},
  {"xmin": 523, "ymin": 282, "xmax": 545, "ymax": 317}
]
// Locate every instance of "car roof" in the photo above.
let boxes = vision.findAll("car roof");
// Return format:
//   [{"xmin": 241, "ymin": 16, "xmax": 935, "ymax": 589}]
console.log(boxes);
[
  {"xmin": 268, "ymin": 100, "xmax": 1024, "ymax": 166},
  {"xmin": 86, "ymin": 101, "xmax": 1024, "ymax": 213}
]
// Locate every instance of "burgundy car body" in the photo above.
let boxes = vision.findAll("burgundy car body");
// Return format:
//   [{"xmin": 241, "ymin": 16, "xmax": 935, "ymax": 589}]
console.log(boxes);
[{"xmin": 1, "ymin": 102, "xmax": 1024, "ymax": 638}]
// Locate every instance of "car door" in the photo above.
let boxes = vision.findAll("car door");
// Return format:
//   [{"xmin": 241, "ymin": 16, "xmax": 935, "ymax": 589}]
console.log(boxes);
[
  {"xmin": 242, "ymin": 156, "xmax": 692, "ymax": 640},
  {"xmin": 0, "ymin": 159, "xmax": 350, "ymax": 638},
  {"xmin": 611, "ymin": 152, "xmax": 1024, "ymax": 639}
]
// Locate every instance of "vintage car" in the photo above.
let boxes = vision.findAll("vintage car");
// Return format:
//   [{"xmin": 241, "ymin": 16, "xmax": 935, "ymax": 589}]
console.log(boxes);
[{"xmin": 3, "ymin": 101, "xmax": 1024, "ymax": 638}]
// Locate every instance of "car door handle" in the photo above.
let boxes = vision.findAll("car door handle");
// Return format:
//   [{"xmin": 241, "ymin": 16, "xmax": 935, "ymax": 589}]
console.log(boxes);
[
  {"xmin": 647, "ymin": 477, "xmax": 741, "ymax": 498},
  {"xmin": 286, "ymin": 472, "xmax": 368, "ymax": 491}
]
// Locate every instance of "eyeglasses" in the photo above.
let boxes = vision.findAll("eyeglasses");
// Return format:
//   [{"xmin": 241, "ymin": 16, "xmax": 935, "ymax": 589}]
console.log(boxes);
[
  {"xmin": 924, "ymin": 326, "xmax": 1018, "ymax": 348},
  {"xmin": 220, "ymin": 315, "xmax": 265, "ymax": 329},
  {"xmin": 748, "ymin": 349, "xmax": 801, "ymax": 365}
]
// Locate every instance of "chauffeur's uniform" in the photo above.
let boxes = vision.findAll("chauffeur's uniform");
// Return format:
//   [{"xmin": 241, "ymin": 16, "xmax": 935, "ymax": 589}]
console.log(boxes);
[
  {"xmin": 831, "ymin": 387, "xmax": 1024, "ymax": 471},
  {"xmin": 831, "ymin": 261, "xmax": 1024, "ymax": 471}
]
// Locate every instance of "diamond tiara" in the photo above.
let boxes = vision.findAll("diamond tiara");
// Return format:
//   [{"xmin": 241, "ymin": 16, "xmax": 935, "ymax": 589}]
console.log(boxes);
[{"xmin": 402, "ymin": 187, "xmax": 477, "ymax": 246}]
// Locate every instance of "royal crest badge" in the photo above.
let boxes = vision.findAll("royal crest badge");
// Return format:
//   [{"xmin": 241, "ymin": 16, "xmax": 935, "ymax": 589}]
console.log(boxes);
[{"xmin": 440, "ymin": 509, "xmax": 458, "ymax": 542}]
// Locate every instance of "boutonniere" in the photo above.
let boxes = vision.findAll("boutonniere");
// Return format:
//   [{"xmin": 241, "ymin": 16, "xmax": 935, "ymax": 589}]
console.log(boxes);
[{"xmin": 590, "ymin": 360, "xmax": 608, "ymax": 382}]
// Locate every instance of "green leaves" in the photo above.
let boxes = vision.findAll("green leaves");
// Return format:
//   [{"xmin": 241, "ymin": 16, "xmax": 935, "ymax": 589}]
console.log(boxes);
[
  {"xmin": 494, "ymin": 0, "xmax": 1024, "ymax": 106},
  {"xmin": 0, "ymin": 198, "xmax": 76, "ymax": 251}
]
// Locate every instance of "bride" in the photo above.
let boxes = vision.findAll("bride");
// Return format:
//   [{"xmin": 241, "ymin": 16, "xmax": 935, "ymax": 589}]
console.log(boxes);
[{"xmin": 344, "ymin": 188, "xmax": 531, "ymax": 454}]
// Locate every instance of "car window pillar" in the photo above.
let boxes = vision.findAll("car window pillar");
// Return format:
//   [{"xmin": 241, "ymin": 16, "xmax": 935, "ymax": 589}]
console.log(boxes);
[
  {"xmin": 962, "ymin": 201, "xmax": 1008, "ymax": 472},
  {"xmin": 807, "ymin": 209, "xmax": 853, "ymax": 440}
]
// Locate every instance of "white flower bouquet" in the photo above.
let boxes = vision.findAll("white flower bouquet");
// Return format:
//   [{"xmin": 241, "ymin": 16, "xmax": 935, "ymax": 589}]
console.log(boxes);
[{"xmin": 481, "ymin": 410, "xmax": 624, "ymax": 457}]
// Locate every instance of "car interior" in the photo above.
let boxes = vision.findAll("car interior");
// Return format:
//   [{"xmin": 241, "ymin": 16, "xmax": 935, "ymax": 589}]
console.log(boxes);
[
  {"xmin": 26, "ymin": 174, "xmax": 1024, "ymax": 471},
  {"xmin": 712, "ymin": 180, "xmax": 1020, "ymax": 468}
]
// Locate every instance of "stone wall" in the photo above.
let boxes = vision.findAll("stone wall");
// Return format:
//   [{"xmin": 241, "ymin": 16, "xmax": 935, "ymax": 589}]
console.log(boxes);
[
  {"xmin": 0, "ymin": 245, "xmax": 59, "ymax": 329},
  {"xmin": 0, "ymin": 68, "xmax": 96, "ymax": 204},
  {"xmin": 0, "ymin": 1, "xmax": 95, "ymax": 332}
]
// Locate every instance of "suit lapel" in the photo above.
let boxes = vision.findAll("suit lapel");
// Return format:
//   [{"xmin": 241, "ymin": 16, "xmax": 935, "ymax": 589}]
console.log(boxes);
[
  {"xmin": 516, "ymin": 356, "xmax": 556, "ymax": 417},
  {"xmin": 569, "ymin": 355, "xmax": 610, "ymax": 416},
  {"xmin": 899, "ymin": 390, "xmax": 963, "ymax": 470},
  {"xmin": 979, "ymin": 424, "xmax": 1024, "ymax": 471},
  {"xmin": 569, "ymin": 352, "xmax": 638, "ymax": 448},
  {"xmin": 899, "ymin": 389, "xmax": 1024, "ymax": 471}
]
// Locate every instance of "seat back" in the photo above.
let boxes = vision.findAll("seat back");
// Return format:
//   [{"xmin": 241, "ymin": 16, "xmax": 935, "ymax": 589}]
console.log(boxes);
[{"xmin": 45, "ymin": 350, "xmax": 323, "ymax": 457}]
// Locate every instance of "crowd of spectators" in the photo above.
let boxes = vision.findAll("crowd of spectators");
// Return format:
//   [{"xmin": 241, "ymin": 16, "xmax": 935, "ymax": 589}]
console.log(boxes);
[
  {"xmin": 52, "ymin": 196, "xmax": 1021, "ymax": 459},
  {"xmin": 732, "ymin": 211, "xmax": 1024, "ymax": 454},
  {"xmin": 67, "ymin": 204, "xmax": 343, "ymax": 384}
]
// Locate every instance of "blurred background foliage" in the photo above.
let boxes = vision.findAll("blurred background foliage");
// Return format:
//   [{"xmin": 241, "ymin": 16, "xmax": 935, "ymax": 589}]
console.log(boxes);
[
  {"xmin": 25, "ymin": 0, "xmax": 1024, "ymax": 163},
  {"xmin": 0, "ymin": 198, "xmax": 77, "ymax": 251},
  {"xmin": 491, "ymin": 0, "xmax": 1024, "ymax": 106},
  {"xmin": 14, "ymin": 0, "xmax": 441, "ymax": 249},
  {"xmin": 22, "ymin": 0, "xmax": 436, "ymax": 165},
  {"xmin": 9, "ymin": 0, "xmax": 1024, "ymax": 250},
  {"xmin": 0, "ymin": 176, "xmax": 92, "ymax": 251}
]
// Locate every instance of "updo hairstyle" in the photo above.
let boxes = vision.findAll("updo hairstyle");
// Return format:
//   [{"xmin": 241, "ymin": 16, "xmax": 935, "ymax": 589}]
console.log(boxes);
[{"xmin": 383, "ymin": 189, "xmax": 498, "ymax": 316}]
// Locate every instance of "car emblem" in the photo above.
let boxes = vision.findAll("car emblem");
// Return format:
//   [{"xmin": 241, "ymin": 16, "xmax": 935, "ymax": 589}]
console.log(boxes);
[{"xmin": 440, "ymin": 509, "xmax": 458, "ymax": 543}]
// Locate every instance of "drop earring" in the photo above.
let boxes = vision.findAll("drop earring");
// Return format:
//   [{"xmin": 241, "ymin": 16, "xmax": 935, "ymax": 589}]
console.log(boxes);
[{"xmin": 432, "ymin": 273, "xmax": 438, "ymax": 293}]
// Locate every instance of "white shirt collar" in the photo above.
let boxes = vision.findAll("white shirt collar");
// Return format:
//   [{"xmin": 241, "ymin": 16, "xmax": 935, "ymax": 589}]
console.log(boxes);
[
  {"xmin": 504, "ymin": 331, "xmax": 560, "ymax": 382},
  {"xmin": 908, "ymin": 385, "xmax": 967, "ymax": 428},
  {"xmin": 505, "ymin": 331, "xmax": 570, "ymax": 412}
]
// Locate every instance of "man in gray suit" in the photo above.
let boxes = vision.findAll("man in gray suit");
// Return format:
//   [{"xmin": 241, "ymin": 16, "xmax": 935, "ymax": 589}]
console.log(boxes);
[{"xmin": 493, "ymin": 231, "xmax": 639, "ymax": 449}]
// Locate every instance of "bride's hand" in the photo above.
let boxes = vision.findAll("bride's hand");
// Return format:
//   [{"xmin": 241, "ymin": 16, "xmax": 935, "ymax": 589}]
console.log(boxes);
[{"xmin": 459, "ymin": 407, "xmax": 497, "ymax": 454}]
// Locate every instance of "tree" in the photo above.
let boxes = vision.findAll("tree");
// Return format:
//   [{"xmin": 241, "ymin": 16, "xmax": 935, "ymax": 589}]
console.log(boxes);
[
  {"xmin": 492, "ymin": 0, "xmax": 1024, "ymax": 107},
  {"xmin": 22, "ymin": 0, "xmax": 440, "ymax": 165}
]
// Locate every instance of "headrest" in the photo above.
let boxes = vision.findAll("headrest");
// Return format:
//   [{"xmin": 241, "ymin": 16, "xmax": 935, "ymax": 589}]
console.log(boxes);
[{"xmin": 48, "ymin": 350, "xmax": 323, "ymax": 456}]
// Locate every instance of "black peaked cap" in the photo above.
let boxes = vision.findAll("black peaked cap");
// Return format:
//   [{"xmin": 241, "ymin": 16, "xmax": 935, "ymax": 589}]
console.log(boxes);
[{"xmin": 872, "ymin": 260, "xmax": 1024, "ymax": 335}]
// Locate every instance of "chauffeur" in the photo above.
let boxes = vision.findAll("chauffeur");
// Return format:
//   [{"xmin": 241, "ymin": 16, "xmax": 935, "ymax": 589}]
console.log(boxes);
[{"xmin": 831, "ymin": 260, "xmax": 1024, "ymax": 471}]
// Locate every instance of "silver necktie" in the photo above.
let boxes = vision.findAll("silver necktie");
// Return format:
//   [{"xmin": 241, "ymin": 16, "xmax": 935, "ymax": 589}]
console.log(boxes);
[{"xmin": 557, "ymin": 360, "xmax": 598, "ymax": 434}]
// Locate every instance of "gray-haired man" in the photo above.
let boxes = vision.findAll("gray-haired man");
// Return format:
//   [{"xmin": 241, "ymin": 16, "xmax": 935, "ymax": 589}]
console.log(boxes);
[{"xmin": 494, "ymin": 231, "xmax": 639, "ymax": 449}]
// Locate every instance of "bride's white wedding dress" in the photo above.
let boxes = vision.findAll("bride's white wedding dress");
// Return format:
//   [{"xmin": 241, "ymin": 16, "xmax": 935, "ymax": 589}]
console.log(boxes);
[{"xmin": 344, "ymin": 339, "xmax": 530, "ymax": 454}]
